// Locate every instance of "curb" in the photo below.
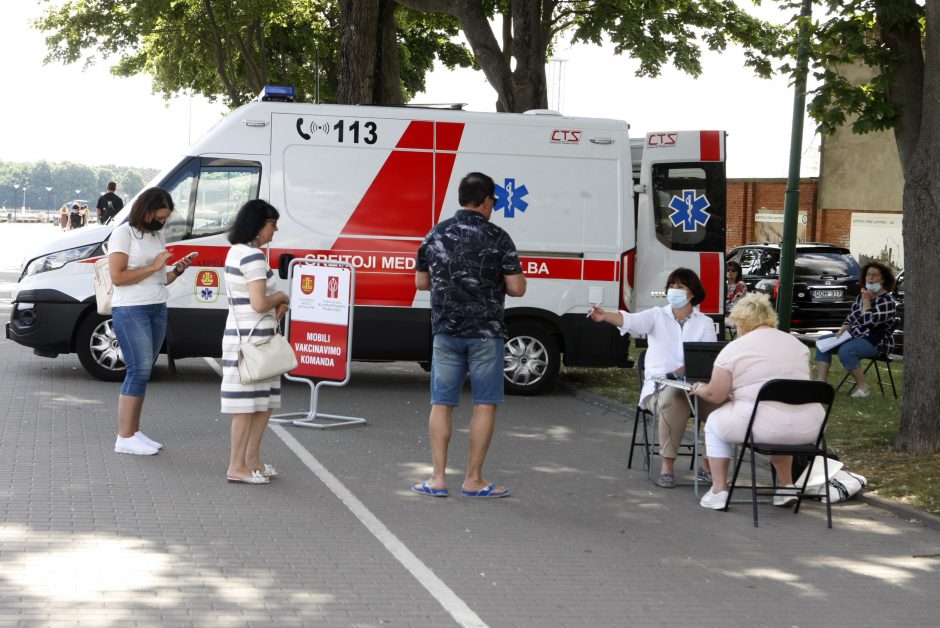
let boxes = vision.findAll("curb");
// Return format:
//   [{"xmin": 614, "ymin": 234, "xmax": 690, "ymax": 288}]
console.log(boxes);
[
  {"xmin": 858, "ymin": 493, "xmax": 940, "ymax": 531},
  {"xmin": 562, "ymin": 381, "xmax": 940, "ymax": 529}
]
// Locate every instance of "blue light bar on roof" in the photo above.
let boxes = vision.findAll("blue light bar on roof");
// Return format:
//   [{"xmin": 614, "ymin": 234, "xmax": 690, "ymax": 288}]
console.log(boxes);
[{"xmin": 261, "ymin": 85, "xmax": 295, "ymax": 102}]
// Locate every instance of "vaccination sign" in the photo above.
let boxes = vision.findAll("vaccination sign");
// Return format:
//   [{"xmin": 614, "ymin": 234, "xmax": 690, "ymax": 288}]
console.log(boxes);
[{"xmin": 289, "ymin": 264, "xmax": 352, "ymax": 381}]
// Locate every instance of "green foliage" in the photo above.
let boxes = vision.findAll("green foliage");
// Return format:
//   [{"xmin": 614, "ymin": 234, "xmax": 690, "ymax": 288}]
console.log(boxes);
[
  {"xmin": 566, "ymin": 0, "xmax": 784, "ymax": 80},
  {"xmin": 35, "ymin": 0, "xmax": 473, "ymax": 107},
  {"xmin": 773, "ymin": 0, "xmax": 926, "ymax": 136},
  {"xmin": 0, "ymin": 160, "xmax": 157, "ymax": 210}
]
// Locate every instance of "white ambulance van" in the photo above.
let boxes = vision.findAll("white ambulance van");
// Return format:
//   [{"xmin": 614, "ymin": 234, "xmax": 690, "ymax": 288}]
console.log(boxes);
[{"xmin": 7, "ymin": 87, "xmax": 727, "ymax": 394}]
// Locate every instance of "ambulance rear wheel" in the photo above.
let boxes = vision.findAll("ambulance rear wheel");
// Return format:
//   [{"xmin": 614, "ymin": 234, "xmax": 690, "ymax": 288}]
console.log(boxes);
[
  {"xmin": 76, "ymin": 314, "xmax": 127, "ymax": 382},
  {"xmin": 503, "ymin": 326, "xmax": 559, "ymax": 396}
]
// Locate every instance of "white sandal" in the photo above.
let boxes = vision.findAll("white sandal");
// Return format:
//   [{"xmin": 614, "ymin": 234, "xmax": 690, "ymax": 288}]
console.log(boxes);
[{"xmin": 227, "ymin": 470, "xmax": 270, "ymax": 484}]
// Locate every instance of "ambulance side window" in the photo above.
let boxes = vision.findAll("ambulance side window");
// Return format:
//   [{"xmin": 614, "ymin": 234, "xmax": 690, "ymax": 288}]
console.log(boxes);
[
  {"xmin": 651, "ymin": 162, "xmax": 725, "ymax": 252},
  {"xmin": 156, "ymin": 158, "xmax": 261, "ymax": 242},
  {"xmin": 192, "ymin": 165, "xmax": 261, "ymax": 237}
]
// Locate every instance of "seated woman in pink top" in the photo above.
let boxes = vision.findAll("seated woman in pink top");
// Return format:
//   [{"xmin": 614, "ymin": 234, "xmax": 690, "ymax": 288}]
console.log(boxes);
[{"xmin": 690, "ymin": 293, "xmax": 825, "ymax": 510}]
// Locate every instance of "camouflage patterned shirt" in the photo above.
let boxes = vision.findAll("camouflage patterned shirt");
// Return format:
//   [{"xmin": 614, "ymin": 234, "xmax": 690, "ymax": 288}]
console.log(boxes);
[{"xmin": 417, "ymin": 209, "xmax": 523, "ymax": 339}]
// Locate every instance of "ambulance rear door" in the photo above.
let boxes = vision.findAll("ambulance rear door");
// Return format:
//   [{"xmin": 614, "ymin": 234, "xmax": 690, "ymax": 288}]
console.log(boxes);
[{"xmin": 633, "ymin": 131, "xmax": 726, "ymax": 316}]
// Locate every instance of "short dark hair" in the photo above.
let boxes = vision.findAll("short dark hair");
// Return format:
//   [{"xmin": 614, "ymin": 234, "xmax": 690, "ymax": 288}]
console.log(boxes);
[
  {"xmin": 861, "ymin": 260, "xmax": 895, "ymax": 292},
  {"xmin": 228, "ymin": 199, "xmax": 280, "ymax": 244},
  {"xmin": 127, "ymin": 188, "xmax": 174, "ymax": 231},
  {"xmin": 107, "ymin": 181, "xmax": 117, "ymax": 192},
  {"xmin": 458, "ymin": 172, "xmax": 496, "ymax": 207},
  {"xmin": 665, "ymin": 267, "xmax": 706, "ymax": 306},
  {"xmin": 726, "ymin": 260, "xmax": 742, "ymax": 281}
]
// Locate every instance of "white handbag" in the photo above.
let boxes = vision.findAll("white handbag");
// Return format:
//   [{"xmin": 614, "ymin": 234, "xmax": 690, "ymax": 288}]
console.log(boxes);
[
  {"xmin": 94, "ymin": 257, "xmax": 113, "ymax": 315},
  {"xmin": 228, "ymin": 293, "xmax": 297, "ymax": 384}
]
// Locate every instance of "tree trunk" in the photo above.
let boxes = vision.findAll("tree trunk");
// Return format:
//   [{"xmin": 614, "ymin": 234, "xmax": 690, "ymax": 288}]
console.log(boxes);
[
  {"xmin": 894, "ymin": 2, "xmax": 940, "ymax": 453},
  {"xmin": 338, "ymin": 0, "xmax": 379, "ymax": 104},
  {"xmin": 377, "ymin": 1, "xmax": 404, "ymax": 105},
  {"xmin": 509, "ymin": 0, "xmax": 548, "ymax": 111},
  {"xmin": 338, "ymin": 0, "xmax": 402, "ymax": 105}
]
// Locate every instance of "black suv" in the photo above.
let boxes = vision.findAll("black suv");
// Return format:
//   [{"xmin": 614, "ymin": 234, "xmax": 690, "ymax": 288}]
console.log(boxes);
[{"xmin": 726, "ymin": 243, "xmax": 861, "ymax": 331}]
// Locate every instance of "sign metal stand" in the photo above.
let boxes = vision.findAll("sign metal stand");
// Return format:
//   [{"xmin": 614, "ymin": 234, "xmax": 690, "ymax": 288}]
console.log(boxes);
[{"xmin": 271, "ymin": 256, "xmax": 366, "ymax": 429}]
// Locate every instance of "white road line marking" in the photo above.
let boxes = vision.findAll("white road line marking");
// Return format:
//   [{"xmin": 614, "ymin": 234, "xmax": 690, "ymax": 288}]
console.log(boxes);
[{"xmin": 202, "ymin": 357, "xmax": 488, "ymax": 628}]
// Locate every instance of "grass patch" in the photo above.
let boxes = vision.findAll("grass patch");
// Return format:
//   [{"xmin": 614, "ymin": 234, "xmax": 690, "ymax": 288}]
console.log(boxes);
[{"xmin": 560, "ymin": 350, "xmax": 940, "ymax": 515}]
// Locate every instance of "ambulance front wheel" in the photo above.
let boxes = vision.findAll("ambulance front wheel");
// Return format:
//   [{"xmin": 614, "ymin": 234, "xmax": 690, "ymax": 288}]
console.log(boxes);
[
  {"xmin": 503, "ymin": 325, "xmax": 560, "ymax": 396},
  {"xmin": 76, "ymin": 313, "xmax": 127, "ymax": 382}
]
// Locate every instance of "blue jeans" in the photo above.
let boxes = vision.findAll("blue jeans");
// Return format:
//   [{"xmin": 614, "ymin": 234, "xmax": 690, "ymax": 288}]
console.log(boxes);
[
  {"xmin": 815, "ymin": 334, "xmax": 878, "ymax": 371},
  {"xmin": 430, "ymin": 335, "xmax": 504, "ymax": 406},
  {"xmin": 112, "ymin": 303, "xmax": 168, "ymax": 397}
]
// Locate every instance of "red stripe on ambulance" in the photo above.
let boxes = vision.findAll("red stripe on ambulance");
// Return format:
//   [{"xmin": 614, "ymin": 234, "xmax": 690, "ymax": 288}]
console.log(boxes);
[
  {"xmin": 699, "ymin": 131, "xmax": 722, "ymax": 161},
  {"xmin": 698, "ymin": 252, "xmax": 722, "ymax": 314}
]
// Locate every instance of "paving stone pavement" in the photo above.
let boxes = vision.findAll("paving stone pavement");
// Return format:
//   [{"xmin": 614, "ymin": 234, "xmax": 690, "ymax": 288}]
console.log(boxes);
[{"xmin": 1, "ymin": 294, "xmax": 939, "ymax": 626}]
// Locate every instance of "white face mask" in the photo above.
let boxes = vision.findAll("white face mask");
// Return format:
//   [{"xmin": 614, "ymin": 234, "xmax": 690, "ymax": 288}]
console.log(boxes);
[
  {"xmin": 866, "ymin": 282, "xmax": 882, "ymax": 292},
  {"xmin": 666, "ymin": 288, "xmax": 690, "ymax": 308}
]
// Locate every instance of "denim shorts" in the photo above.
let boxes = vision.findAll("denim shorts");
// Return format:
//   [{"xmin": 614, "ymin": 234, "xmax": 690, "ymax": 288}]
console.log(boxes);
[
  {"xmin": 112, "ymin": 303, "xmax": 167, "ymax": 397},
  {"xmin": 430, "ymin": 334, "xmax": 504, "ymax": 406}
]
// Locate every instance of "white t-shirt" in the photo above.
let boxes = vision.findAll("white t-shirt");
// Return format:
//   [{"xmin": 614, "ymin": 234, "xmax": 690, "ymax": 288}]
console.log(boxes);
[{"xmin": 108, "ymin": 222, "xmax": 169, "ymax": 307}]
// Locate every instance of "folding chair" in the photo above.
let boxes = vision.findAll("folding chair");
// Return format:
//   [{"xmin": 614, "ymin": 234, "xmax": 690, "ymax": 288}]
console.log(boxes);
[
  {"xmin": 836, "ymin": 353, "xmax": 898, "ymax": 399},
  {"xmin": 725, "ymin": 379, "xmax": 836, "ymax": 528},
  {"xmin": 627, "ymin": 350, "xmax": 696, "ymax": 480}
]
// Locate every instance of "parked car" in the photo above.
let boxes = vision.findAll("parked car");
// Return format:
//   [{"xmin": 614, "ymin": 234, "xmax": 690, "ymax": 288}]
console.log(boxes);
[{"xmin": 726, "ymin": 242, "xmax": 861, "ymax": 331}]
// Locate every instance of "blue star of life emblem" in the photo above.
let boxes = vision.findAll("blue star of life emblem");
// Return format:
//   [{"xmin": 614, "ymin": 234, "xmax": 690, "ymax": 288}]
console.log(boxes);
[
  {"xmin": 201, "ymin": 287, "xmax": 214, "ymax": 300},
  {"xmin": 668, "ymin": 189, "xmax": 711, "ymax": 232},
  {"xmin": 494, "ymin": 178, "xmax": 529, "ymax": 218}
]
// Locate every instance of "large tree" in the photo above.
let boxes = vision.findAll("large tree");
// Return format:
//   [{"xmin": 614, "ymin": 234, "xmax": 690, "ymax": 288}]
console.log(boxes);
[
  {"xmin": 794, "ymin": 0, "xmax": 938, "ymax": 453},
  {"xmin": 36, "ymin": 0, "xmax": 473, "ymax": 107},
  {"xmin": 395, "ymin": 0, "xmax": 782, "ymax": 112}
]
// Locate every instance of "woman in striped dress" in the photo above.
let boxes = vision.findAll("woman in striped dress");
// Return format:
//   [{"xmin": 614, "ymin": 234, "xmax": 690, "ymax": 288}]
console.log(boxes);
[{"xmin": 222, "ymin": 200, "xmax": 290, "ymax": 484}]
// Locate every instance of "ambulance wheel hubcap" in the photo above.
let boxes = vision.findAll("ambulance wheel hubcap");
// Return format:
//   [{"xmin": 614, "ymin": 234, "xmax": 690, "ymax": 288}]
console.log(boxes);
[
  {"xmin": 89, "ymin": 319, "xmax": 126, "ymax": 371},
  {"xmin": 504, "ymin": 336, "xmax": 548, "ymax": 386}
]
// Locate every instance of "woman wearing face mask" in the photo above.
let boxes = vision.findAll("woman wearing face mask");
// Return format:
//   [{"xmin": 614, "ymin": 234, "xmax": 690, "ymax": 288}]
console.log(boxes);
[
  {"xmin": 816, "ymin": 260, "xmax": 897, "ymax": 398},
  {"xmin": 589, "ymin": 267, "xmax": 717, "ymax": 488},
  {"xmin": 108, "ymin": 187, "xmax": 196, "ymax": 455}
]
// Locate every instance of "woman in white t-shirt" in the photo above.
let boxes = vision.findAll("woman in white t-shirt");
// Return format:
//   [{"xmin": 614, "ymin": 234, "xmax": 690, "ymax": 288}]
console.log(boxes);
[
  {"xmin": 108, "ymin": 188, "xmax": 196, "ymax": 456},
  {"xmin": 691, "ymin": 293, "xmax": 825, "ymax": 510},
  {"xmin": 589, "ymin": 268, "xmax": 718, "ymax": 488}
]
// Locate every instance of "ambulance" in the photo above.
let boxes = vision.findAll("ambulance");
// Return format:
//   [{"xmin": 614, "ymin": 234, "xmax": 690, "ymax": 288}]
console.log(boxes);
[{"xmin": 7, "ymin": 86, "xmax": 727, "ymax": 394}]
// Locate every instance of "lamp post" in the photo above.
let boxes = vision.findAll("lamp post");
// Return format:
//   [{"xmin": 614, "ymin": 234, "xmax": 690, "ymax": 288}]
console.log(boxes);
[
  {"xmin": 23, "ymin": 182, "xmax": 28, "ymax": 211},
  {"xmin": 46, "ymin": 187, "xmax": 53, "ymax": 221},
  {"xmin": 12, "ymin": 184, "xmax": 19, "ymax": 222}
]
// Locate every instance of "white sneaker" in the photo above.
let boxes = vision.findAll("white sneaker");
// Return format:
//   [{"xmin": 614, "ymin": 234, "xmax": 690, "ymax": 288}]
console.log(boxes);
[
  {"xmin": 699, "ymin": 489, "xmax": 730, "ymax": 510},
  {"xmin": 115, "ymin": 434, "xmax": 158, "ymax": 455},
  {"xmin": 850, "ymin": 387, "xmax": 871, "ymax": 398},
  {"xmin": 135, "ymin": 431, "xmax": 163, "ymax": 450},
  {"xmin": 774, "ymin": 484, "xmax": 799, "ymax": 507}
]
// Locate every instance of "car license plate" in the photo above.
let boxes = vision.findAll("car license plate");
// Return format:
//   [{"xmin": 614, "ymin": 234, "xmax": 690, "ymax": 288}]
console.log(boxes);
[{"xmin": 813, "ymin": 289, "xmax": 843, "ymax": 299}]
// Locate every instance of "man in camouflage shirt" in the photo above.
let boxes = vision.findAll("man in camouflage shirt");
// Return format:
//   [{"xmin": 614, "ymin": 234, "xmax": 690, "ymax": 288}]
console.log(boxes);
[{"xmin": 412, "ymin": 172, "xmax": 526, "ymax": 498}]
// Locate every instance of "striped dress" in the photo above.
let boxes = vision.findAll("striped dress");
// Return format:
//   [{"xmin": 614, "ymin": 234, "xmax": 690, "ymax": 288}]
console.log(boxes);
[{"xmin": 220, "ymin": 243, "xmax": 282, "ymax": 413}]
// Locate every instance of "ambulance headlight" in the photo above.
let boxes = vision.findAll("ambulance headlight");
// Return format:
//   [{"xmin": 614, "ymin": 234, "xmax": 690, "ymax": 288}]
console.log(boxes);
[{"xmin": 22, "ymin": 244, "xmax": 99, "ymax": 278}]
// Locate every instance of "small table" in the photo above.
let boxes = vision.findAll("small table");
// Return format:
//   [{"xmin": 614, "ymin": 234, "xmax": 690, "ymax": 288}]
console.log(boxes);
[{"xmin": 650, "ymin": 376, "xmax": 705, "ymax": 497}]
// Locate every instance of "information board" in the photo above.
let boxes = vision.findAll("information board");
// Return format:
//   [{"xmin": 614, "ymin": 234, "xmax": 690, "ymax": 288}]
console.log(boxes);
[{"xmin": 288, "ymin": 265, "xmax": 352, "ymax": 382}]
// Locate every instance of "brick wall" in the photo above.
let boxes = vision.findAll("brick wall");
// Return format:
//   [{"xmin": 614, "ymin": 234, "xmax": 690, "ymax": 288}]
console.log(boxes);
[{"xmin": 727, "ymin": 178, "xmax": 820, "ymax": 250}]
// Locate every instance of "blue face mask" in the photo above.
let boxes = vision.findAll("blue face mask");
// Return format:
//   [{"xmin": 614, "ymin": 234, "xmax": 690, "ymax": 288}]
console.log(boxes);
[
  {"xmin": 666, "ymin": 288, "xmax": 690, "ymax": 308},
  {"xmin": 866, "ymin": 282, "xmax": 882, "ymax": 292}
]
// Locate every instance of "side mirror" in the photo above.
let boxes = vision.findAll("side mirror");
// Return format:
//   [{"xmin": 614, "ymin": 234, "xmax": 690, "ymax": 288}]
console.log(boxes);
[{"xmin": 278, "ymin": 253, "xmax": 294, "ymax": 279}]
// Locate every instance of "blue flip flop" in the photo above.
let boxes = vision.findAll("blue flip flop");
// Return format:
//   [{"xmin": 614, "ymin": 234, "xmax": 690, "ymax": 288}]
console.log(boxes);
[
  {"xmin": 461, "ymin": 484, "xmax": 511, "ymax": 498},
  {"xmin": 411, "ymin": 481, "xmax": 448, "ymax": 497}
]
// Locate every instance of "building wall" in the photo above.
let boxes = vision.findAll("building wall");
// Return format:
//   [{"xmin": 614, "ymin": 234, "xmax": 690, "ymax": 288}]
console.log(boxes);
[{"xmin": 726, "ymin": 178, "xmax": 820, "ymax": 250}]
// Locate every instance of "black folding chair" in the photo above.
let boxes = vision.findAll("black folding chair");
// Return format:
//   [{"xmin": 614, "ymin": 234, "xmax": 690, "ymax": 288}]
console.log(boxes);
[
  {"xmin": 836, "ymin": 353, "xmax": 898, "ymax": 399},
  {"xmin": 725, "ymin": 379, "xmax": 836, "ymax": 528},
  {"xmin": 627, "ymin": 350, "xmax": 696, "ymax": 480}
]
